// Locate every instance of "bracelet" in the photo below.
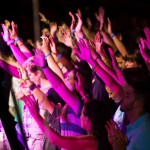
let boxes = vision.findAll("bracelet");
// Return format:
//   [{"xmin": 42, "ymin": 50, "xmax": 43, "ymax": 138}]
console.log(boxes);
[
  {"xmin": 45, "ymin": 52, "xmax": 52, "ymax": 59},
  {"xmin": 111, "ymin": 33, "xmax": 116, "ymax": 39},
  {"xmin": 94, "ymin": 56, "xmax": 100, "ymax": 61},
  {"xmin": 94, "ymin": 65, "xmax": 101, "ymax": 72},
  {"xmin": 15, "ymin": 37, "xmax": 21, "ymax": 43},
  {"xmin": 23, "ymin": 76, "xmax": 29, "ymax": 80},
  {"xmin": 7, "ymin": 40, "xmax": 15, "ymax": 46},
  {"xmin": 103, "ymin": 59, "xmax": 108, "ymax": 63},
  {"xmin": 29, "ymin": 82, "xmax": 36, "ymax": 91},
  {"xmin": 57, "ymin": 53, "xmax": 63, "ymax": 59},
  {"xmin": 72, "ymin": 29, "xmax": 76, "ymax": 34}
]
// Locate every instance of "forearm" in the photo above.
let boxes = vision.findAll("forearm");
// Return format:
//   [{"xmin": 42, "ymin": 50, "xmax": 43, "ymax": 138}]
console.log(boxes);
[
  {"xmin": 101, "ymin": 31, "xmax": 117, "ymax": 51},
  {"xmin": 55, "ymin": 54, "xmax": 74, "ymax": 72},
  {"xmin": 16, "ymin": 39, "xmax": 34, "ymax": 58},
  {"xmin": 96, "ymin": 58, "xmax": 118, "ymax": 82},
  {"xmin": 43, "ymin": 66, "xmax": 80, "ymax": 114},
  {"xmin": 88, "ymin": 58, "xmax": 123, "ymax": 96},
  {"xmin": 9, "ymin": 43, "xmax": 27, "ymax": 65},
  {"xmin": 45, "ymin": 53, "xmax": 64, "ymax": 80},
  {"xmin": 111, "ymin": 35, "xmax": 128, "ymax": 57},
  {"xmin": 0, "ymin": 59, "xmax": 19, "ymax": 78}
]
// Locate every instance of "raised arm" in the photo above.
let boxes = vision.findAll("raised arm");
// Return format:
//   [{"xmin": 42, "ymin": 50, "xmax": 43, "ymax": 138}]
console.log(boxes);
[
  {"xmin": 23, "ymin": 94, "xmax": 97, "ymax": 150},
  {"xmin": 35, "ymin": 44, "xmax": 81, "ymax": 114},
  {"xmin": 75, "ymin": 38, "xmax": 124, "ymax": 97},
  {"xmin": 10, "ymin": 21, "xmax": 34, "ymax": 58},
  {"xmin": 0, "ymin": 59, "xmax": 19, "ymax": 78},
  {"xmin": 1, "ymin": 23, "xmax": 27, "ymax": 64},
  {"xmin": 107, "ymin": 18, "xmax": 128, "ymax": 58}
]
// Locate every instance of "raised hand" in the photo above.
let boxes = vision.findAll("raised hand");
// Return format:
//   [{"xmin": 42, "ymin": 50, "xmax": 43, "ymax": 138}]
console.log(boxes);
[
  {"xmin": 69, "ymin": 11, "xmax": 76, "ymax": 31},
  {"xmin": 22, "ymin": 94, "xmax": 40, "ymax": 119},
  {"xmin": 50, "ymin": 22, "xmax": 57, "ymax": 38},
  {"xmin": 107, "ymin": 18, "xmax": 113, "ymax": 35},
  {"xmin": 34, "ymin": 48, "xmax": 46, "ymax": 68},
  {"xmin": 9, "ymin": 21, "xmax": 19, "ymax": 40},
  {"xmin": 1, "ymin": 23, "xmax": 13, "ymax": 44},
  {"xmin": 39, "ymin": 12, "xmax": 49, "ymax": 24},
  {"xmin": 139, "ymin": 37, "xmax": 150, "ymax": 62},
  {"xmin": 94, "ymin": 6, "xmax": 105, "ymax": 31},
  {"xmin": 40, "ymin": 36, "xmax": 51, "ymax": 54},
  {"xmin": 94, "ymin": 31, "xmax": 107, "ymax": 58},
  {"xmin": 143, "ymin": 26, "xmax": 150, "ymax": 49},
  {"xmin": 105, "ymin": 119, "xmax": 128, "ymax": 150},
  {"xmin": 75, "ymin": 39, "xmax": 92, "ymax": 62},
  {"xmin": 75, "ymin": 9, "xmax": 83, "ymax": 36},
  {"xmin": 49, "ymin": 36, "xmax": 57, "ymax": 54}
]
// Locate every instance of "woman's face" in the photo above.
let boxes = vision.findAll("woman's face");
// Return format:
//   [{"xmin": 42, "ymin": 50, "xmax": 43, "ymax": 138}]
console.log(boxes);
[
  {"xmin": 64, "ymin": 70, "xmax": 75, "ymax": 92},
  {"xmin": 105, "ymin": 86, "xmax": 122, "ymax": 103},
  {"xmin": 125, "ymin": 60, "xmax": 139, "ymax": 68},
  {"xmin": 80, "ymin": 106, "xmax": 92, "ymax": 133}
]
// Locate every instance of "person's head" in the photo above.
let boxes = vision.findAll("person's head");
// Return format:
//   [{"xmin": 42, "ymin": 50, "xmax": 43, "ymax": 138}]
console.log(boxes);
[
  {"xmin": 56, "ymin": 42, "xmax": 72, "ymax": 62},
  {"xmin": 22, "ymin": 56, "xmax": 45, "ymax": 85},
  {"xmin": 105, "ymin": 85, "xmax": 122, "ymax": 103},
  {"xmin": 81, "ymin": 100, "xmax": 113, "ymax": 149},
  {"xmin": 120, "ymin": 68, "xmax": 150, "ymax": 115},
  {"xmin": 41, "ymin": 24, "xmax": 50, "ymax": 37},
  {"xmin": 115, "ymin": 51, "xmax": 126, "ymax": 69},
  {"xmin": 64, "ymin": 60, "xmax": 92, "ymax": 95},
  {"xmin": 124, "ymin": 49, "xmax": 148, "ymax": 71}
]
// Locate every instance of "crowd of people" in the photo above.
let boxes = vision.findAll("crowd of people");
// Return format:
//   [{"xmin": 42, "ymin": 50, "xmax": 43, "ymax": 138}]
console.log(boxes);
[{"xmin": 0, "ymin": 5, "xmax": 150, "ymax": 150}]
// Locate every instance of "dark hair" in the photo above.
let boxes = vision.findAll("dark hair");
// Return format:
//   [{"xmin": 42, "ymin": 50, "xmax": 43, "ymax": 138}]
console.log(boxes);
[
  {"xmin": 125, "ymin": 49, "xmax": 149, "ymax": 72},
  {"xmin": 74, "ymin": 60, "xmax": 93, "ymax": 97},
  {"xmin": 123, "ymin": 67, "xmax": 150, "ymax": 113},
  {"xmin": 84, "ymin": 100, "xmax": 113, "ymax": 150},
  {"xmin": 56, "ymin": 42, "xmax": 72, "ymax": 61}
]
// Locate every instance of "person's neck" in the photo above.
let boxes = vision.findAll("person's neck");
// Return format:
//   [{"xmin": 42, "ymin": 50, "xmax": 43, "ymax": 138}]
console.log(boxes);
[
  {"xmin": 126, "ymin": 110, "xmax": 144, "ymax": 124},
  {"xmin": 38, "ymin": 78, "xmax": 52, "ymax": 94}
]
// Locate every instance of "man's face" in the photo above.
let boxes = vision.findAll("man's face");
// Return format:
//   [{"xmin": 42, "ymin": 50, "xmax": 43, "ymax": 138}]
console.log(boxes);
[
  {"xmin": 120, "ymin": 86, "xmax": 135, "ymax": 112},
  {"xmin": 26, "ymin": 68, "xmax": 40, "ymax": 85},
  {"xmin": 116, "ymin": 56, "xmax": 126, "ymax": 69}
]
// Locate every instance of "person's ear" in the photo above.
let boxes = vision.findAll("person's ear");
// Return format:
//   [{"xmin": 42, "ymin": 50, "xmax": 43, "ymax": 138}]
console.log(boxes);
[{"xmin": 37, "ymin": 70, "xmax": 42, "ymax": 77}]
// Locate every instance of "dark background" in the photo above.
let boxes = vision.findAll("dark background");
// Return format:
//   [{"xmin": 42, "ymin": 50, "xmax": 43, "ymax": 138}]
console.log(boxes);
[{"xmin": 0, "ymin": 0, "xmax": 150, "ymax": 41}]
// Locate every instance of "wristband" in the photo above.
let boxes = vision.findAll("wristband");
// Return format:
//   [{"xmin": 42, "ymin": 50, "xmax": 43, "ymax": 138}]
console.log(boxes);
[
  {"xmin": 23, "ymin": 76, "xmax": 29, "ymax": 80},
  {"xmin": 45, "ymin": 52, "xmax": 52, "ymax": 59},
  {"xmin": 94, "ymin": 65, "xmax": 101, "ymax": 72},
  {"xmin": 29, "ymin": 82, "xmax": 36, "ymax": 91},
  {"xmin": 57, "ymin": 53, "xmax": 63, "ymax": 59},
  {"xmin": 94, "ymin": 56, "xmax": 100, "ymax": 61},
  {"xmin": 111, "ymin": 33, "xmax": 116, "ymax": 39},
  {"xmin": 7, "ymin": 40, "xmax": 15, "ymax": 46},
  {"xmin": 15, "ymin": 37, "xmax": 21, "ymax": 43}
]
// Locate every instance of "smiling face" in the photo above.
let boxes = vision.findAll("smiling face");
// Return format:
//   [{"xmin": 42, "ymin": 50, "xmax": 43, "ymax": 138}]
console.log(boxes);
[
  {"xmin": 64, "ymin": 70, "xmax": 76, "ymax": 92},
  {"xmin": 105, "ymin": 86, "xmax": 122, "ymax": 103}
]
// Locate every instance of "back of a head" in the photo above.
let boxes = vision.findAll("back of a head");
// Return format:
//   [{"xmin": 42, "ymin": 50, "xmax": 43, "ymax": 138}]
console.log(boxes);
[
  {"xmin": 74, "ymin": 60, "xmax": 93, "ymax": 96},
  {"xmin": 84, "ymin": 100, "xmax": 113, "ymax": 149}
]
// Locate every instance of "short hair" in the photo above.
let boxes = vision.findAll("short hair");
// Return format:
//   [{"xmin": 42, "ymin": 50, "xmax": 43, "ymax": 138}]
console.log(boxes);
[
  {"xmin": 22, "ymin": 56, "xmax": 42, "ymax": 73},
  {"xmin": 83, "ymin": 100, "xmax": 113, "ymax": 149}
]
